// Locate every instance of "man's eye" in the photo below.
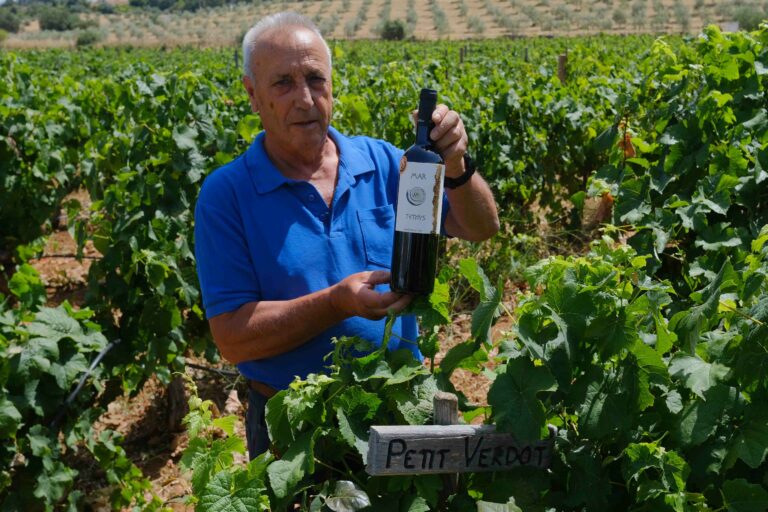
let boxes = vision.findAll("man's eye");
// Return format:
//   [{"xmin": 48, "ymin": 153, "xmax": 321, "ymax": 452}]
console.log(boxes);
[
  {"xmin": 274, "ymin": 78, "xmax": 291, "ymax": 87},
  {"xmin": 309, "ymin": 76, "xmax": 326, "ymax": 84}
]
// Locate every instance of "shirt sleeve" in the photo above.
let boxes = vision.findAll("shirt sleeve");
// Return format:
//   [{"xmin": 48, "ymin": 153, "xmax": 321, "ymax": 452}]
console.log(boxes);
[{"xmin": 194, "ymin": 179, "xmax": 262, "ymax": 319}]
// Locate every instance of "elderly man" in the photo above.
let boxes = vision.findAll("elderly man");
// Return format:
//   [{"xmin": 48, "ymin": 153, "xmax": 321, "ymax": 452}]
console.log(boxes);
[{"xmin": 194, "ymin": 12, "xmax": 499, "ymax": 458}]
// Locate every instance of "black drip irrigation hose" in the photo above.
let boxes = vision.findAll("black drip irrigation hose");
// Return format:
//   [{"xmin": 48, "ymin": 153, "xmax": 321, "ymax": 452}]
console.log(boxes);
[
  {"xmin": 48, "ymin": 343, "xmax": 241, "ymax": 431},
  {"xmin": 49, "ymin": 337, "xmax": 122, "ymax": 430},
  {"xmin": 185, "ymin": 362, "xmax": 240, "ymax": 379}
]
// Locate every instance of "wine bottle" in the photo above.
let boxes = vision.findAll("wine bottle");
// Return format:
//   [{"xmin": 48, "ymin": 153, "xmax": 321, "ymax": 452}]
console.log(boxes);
[{"xmin": 390, "ymin": 88, "xmax": 445, "ymax": 294}]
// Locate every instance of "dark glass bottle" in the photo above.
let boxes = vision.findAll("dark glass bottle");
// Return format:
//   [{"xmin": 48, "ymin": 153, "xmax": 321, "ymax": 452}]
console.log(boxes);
[{"xmin": 390, "ymin": 88, "xmax": 444, "ymax": 294}]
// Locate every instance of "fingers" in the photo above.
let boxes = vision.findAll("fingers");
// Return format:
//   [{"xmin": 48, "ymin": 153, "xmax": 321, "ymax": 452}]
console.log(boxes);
[
  {"xmin": 336, "ymin": 271, "xmax": 416, "ymax": 320},
  {"xmin": 430, "ymin": 105, "xmax": 467, "ymax": 163},
  {"xmin": 353, "ymin": 271, "xmax": 414, "ymax": 319},
  {"xmin": 386, "ymin": 293, "xmax": 414, "ymax": 314},
  {"xmin": 364, "ymin": 270, "xmax": 391, "ymax": 286},
  {"xmin": 363, "ymin": 291, "xmax": 413, "ymax": 319},
  {"xmin": 357, "ymin": 283, "xmax": 401, "ymax": 311}
]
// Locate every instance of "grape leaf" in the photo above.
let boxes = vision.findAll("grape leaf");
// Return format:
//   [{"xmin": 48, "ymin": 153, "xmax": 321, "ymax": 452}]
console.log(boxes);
[
  {"xmin": 393, "ymin": 376, "xmax": 438, "ymax": 425},
  {"xmin": 325, "ymin": 480, "xmax": 371, "ymax": 512},
  {"xmin": 400, "ymin": 495, "xmax": 429, "ymax": 512},
  {"xmin": 267, "ymin": 430, "xmax": 316, "ymax": 499},
  {"xmin": 0, "ymin": 396, "xmax": 22, "ymax": 437},
  {"xmin": 673, "ymin": 385, "xmax": 737, "ymax": 447},
  {"xmin": 459, "ymin": 259, "xmax": 502, "ymax": 345},
  {"xmin": 173, "ymin": 124, "xmax": 198, "ymax": 152},
  {"xmin": 335, "ymin": 387, "xmax": 380, "ymax": 462},
  {"xmin": 562, "ymin": 443, "xmax": 613, "ymax": 510},
  {"xmin": 728, "ymin": 409, "xmax": 768, "ymax": 469},
  {"xmin": 668, "ymin": 355, "xmax": 731, "ymax": 399},
  {"xmin": 721, "ymin": 479, "xmax": 768, "ymax": 512},
  {"xmin": 198, "ymin": 470, "xmax": 269, "ymax": 512},
  {"xmin": 488, "ymin": 358, "xmax": 556, "ymax": 441}
]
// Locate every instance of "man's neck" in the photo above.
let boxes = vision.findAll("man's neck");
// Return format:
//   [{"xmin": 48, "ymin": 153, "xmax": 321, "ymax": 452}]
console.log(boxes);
[{"xmin": 264, "ymin": 135, "xmax": 338, "ymax": 183}]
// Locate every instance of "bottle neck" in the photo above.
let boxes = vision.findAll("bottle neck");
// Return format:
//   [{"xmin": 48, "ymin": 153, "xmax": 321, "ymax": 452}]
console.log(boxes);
[{"xmin": 415, "ymin": 120, "xmax": 431, "ymax": 147}]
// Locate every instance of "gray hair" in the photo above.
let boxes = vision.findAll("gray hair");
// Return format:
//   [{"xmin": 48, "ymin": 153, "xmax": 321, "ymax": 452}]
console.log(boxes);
[{"xmin": 242, "ymin": 12, "xmax": 332, "ymax": 81}]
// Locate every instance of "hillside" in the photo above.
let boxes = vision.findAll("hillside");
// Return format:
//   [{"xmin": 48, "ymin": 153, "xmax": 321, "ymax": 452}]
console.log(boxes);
[{"xmin": 2, "ymin": 0, "xmax": 763, "ymax": 48}]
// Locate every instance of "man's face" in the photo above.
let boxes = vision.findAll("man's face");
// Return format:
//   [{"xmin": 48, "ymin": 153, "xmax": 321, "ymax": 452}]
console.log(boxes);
[{"xmin": 243, "ymin": 27, "xmax": 333, "ymax": 158}]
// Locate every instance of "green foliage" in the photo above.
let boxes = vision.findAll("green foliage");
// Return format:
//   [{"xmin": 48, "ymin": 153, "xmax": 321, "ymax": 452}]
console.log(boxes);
[
  {"xmin": 0, "ymin": 9, "xmax": 20, "ymax": 33},
  {"xmin": 0, "ymin": 288, "xmax": 160, "ymax": 510},
  {"xmin": 129, "ymin": 0, "xmax": 226, "ymax": 12},
  {"xmin": 379, "ymin": 19, "xmax": 406, "ymax": 40},
  {"xmin": 87, "ymin": 429, "xmax": 166, "ymax": 511},
  {"xmin": 76, "ymin": 29, "xmax": 102, "ymax": 48},
  {"xmin": 0, "ymin": 55, "xmax": 89, "ymax": 253},
  {"xmin": 732, "ymin": 5, "xmax": 767, "ymax": 31},
  {"xmin": 8, "ymin": 263, "xmax": 46, "ymax": 310},
  {"xmin": 254, "ymin": 337, "xmax": 449, "ymax": 509},
  {"xmin": 486, "ymin": 235, "xmax": 768, "ymax": 509},
  {"xmin": 179, "ymin": 376, "xmax": 271, "ymax": 510},
  {"xmin": 69, "ymin": 64, "xmax": 242, "ymax": 390},
  {"xmin": 599, "ymin": 26, "xmax": 768, "ymax": 293},
  {"xmin": 93, "ymin": 1, "xmax": 115, "ymax": 15},
  {"xmin": 4, "ymin": 27, "xmax": 768, "ymax": 509},
  {"xmin": 37, "ymin": 7, "xmax": 81, "ymax": 32}
]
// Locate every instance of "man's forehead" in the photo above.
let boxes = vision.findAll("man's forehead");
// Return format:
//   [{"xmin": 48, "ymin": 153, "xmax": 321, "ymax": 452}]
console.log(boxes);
[{"xmin": 254, "ymin": 26, "xmax": 327, "ymax": 61}]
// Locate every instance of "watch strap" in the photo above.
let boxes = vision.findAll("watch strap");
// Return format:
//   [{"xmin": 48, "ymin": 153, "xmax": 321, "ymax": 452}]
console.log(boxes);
[{"xmin": 444, "ymin": 153, "xmax": 476, "ymax": 189}]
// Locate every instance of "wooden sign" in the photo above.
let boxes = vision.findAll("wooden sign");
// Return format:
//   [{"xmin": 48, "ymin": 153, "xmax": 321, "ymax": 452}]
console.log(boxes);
[{"xmin": 366, "ymin": 424, "xmax": 556, "ymax": 476}]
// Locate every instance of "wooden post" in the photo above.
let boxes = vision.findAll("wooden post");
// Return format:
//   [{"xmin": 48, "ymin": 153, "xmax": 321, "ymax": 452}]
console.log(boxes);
[
  {"xmin": 167, "ymin": 375, "xmax": 188, "ymax": 432},
  {"xmin": 524, "ymin": 47, "xmax": 529, "ymax": 62},
  {"xmin": 434, "ymin": 391, "xmax": 459, "ymax": 425},
  {"xmin": 434, "ymin": 392, "xmax": 459, "ymax": 497},
  {"xmin": 557, "ymin": 53, "xmax": 567, "ymax": 84}
]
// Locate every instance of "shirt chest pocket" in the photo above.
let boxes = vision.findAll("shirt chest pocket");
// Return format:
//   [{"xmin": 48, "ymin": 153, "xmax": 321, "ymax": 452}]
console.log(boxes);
[{"xmin": 357, "ymin": 205, "xmax": 395, "ymax": 269}]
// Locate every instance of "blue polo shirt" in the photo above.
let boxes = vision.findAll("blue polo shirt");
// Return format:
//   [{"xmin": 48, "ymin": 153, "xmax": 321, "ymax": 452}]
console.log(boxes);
[{"xmin": 194, "ymin": 126, "xmax": 441, "ymax": 390}]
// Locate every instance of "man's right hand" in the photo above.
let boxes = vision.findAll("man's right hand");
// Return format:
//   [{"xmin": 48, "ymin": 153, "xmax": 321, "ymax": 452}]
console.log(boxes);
[
  {"xmin": 210, "ymin": 270, "xmax": 413, "ymax": 364},
  {"xmin": 331, "ymin": 270, "xmax": 412, "ymax": 320}
]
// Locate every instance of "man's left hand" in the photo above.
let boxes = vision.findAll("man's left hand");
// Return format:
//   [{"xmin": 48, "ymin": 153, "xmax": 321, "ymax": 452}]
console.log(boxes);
[{"xmin": 429, "ymin": 104, "xmax": 468, "ymax": 178}]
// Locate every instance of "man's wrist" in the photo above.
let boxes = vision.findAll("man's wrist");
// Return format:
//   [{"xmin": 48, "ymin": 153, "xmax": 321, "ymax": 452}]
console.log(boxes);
[
  {"xmin": 328, "ymin": 283, "xmax": 345, "ymax": 318},
  {"xmin": 444, "ymin": 153, "xmax": 476, "ymax": 189}
]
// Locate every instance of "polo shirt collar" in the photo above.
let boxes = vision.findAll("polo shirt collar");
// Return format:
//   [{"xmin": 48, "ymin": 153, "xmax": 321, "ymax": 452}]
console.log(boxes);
[
  {"xmin": 245, "ymin": 126, "xmax": 376, "ymax": 195},
  {"xmin": 330, "ymin": 126, "xmax": 376, "ymax": 179}
]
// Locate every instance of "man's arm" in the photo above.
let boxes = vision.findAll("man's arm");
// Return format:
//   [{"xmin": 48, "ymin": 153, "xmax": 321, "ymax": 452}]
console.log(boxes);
[
  {"xmin": 428, "ymin": 105, "xmax": 500, "ymax": 242},
  {"xmin": 208, "ymin": 270, "xmax": 411, "ymax": 364},
  {"xmin": 444, "ymin": 169, "xmax": 498, "ymax": 242}
]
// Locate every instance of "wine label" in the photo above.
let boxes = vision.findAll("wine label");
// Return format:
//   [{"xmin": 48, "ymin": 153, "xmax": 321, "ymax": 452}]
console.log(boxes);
[{"xmin": 395, "ymin": 159, "xmax": 445, "ymax": 234}]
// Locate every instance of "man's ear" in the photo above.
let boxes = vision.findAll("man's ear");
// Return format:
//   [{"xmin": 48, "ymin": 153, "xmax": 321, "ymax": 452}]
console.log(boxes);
[{"xmin": 242, "ymin": 75, "xmax": 260, "ymax": 114}]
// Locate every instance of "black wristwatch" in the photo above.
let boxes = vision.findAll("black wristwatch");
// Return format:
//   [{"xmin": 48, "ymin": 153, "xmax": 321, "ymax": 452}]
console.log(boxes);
[{"xmin": 444, "ymin": 153, "xmax": 476, "ymax": 189}]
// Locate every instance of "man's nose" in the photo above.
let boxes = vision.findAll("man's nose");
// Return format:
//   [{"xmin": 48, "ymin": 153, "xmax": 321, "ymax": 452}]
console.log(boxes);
[{"xmin": 294, "ymin": 81, "xmax": 313, "ymax": 109}]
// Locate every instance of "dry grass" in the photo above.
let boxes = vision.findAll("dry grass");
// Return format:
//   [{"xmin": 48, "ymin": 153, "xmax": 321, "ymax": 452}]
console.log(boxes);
[{"xmin": 2, "ymin": 0, "xmax": 758, "ymax": 48}]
